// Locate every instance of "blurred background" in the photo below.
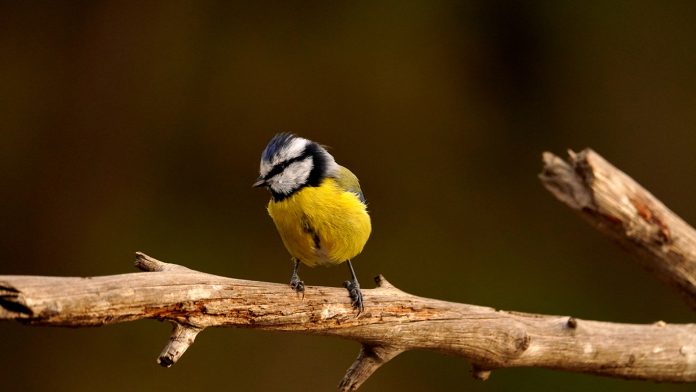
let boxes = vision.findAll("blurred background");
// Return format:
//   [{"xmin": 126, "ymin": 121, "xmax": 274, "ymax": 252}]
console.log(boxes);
[{"xmin": 1, "ymin": 1, "xmax": 695, "ymax": 391}]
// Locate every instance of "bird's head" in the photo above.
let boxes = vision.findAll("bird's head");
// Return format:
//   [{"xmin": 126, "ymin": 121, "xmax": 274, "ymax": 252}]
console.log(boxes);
[{"xmin": 254, "ymin": 133, "xmax": 338, "ymax": 201}]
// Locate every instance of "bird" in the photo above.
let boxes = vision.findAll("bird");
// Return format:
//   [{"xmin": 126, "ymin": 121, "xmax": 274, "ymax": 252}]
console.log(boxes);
[{"xmin": 253, "ymin": 133, "xmax": 371, "ymax": 312}]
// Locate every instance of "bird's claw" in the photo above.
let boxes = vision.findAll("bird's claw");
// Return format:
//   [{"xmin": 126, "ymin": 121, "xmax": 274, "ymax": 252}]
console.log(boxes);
[
  {"xmin": 343, "ymin": 280, "xmax": 364, "ymax": 314},
  {"xmin": 290, "ymin": 275, "xmax": 305, "ymax": 298}
]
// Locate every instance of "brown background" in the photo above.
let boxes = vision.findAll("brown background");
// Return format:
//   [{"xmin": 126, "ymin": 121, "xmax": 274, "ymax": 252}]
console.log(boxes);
[{"xmin": 1, "ymin": 1, "xmax": 695, "ymax": 391}]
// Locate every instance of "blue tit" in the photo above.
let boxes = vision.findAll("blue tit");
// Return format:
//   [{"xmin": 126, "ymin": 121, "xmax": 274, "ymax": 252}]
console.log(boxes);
[{"xmin": 253, "ymin": 133, "xmax": 371, "ymax": 312}]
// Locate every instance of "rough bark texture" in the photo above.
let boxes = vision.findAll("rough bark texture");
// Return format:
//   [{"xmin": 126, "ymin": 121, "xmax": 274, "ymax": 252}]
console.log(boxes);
[
  {"xmin": 540, "ymin": 149, "xmax": 696, "ymax": 309},
  {"xmin": 2, "ymin": 149, "xmax": 696, "ymax": 390},
  {"xmin": 1, "ymin": 253, "xmax": 695, "ymax": 390}
]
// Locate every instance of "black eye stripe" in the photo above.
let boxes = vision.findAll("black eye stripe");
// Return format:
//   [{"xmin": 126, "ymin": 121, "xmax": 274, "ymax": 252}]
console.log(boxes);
[
  {"xmin": 264, "ymin": 150, "xmax": 312, "ymax": 180},
  {"xmin": 267, "ymin": 142, "xmax": 326, "ymax": 202}
]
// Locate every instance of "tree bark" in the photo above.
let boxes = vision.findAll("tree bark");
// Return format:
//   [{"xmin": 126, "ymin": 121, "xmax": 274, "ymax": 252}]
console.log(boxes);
[{"xmin": 1, "ymin": 253, "xmax": 695, "ymax": 391}]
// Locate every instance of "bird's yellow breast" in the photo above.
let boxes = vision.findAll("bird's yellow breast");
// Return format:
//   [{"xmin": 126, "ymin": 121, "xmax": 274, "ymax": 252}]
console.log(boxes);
[{"xmin": 267, "ymin": 178, "xmax": 371, "ymax": 267}]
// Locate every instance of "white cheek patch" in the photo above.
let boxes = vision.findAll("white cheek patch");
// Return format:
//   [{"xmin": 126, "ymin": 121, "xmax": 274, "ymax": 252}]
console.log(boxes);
[{"xmin": 269, "ymin": 157, "xmax": 314, "ymax": 194}]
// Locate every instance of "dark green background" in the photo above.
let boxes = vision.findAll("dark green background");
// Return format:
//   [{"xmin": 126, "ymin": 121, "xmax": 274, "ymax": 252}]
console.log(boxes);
[{"xmin": 1, "ymin": 1, "xmax": 695, "ymax": 391}]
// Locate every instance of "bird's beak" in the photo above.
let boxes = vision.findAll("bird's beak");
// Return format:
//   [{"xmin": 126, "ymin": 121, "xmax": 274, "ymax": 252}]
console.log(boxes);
[{"xmin": 252, "ymin": 178, "xmax": 266, "ymax": 188}]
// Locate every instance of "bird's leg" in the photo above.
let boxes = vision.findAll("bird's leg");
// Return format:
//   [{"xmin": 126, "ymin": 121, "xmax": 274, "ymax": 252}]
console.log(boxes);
[
  {"xmin": 289, "ymin": 257, "xmax": 305, "ymax": 297},
  {"xmin": 343, "ymin": 260, "xmax": 364, "ymax": 313}
]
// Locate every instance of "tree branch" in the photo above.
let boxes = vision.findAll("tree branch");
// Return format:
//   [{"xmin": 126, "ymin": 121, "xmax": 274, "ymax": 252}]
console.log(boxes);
[
  {"xmin": 2, "ymin": 149, "xmax": 696, "ymax": 389},
  {"xmin": 339, "ymin": 345, "xmax": 404, "ymax": 391},
  {"xmin": 159, "ymin": 323, "xmax": 202, "ymax": 367},
  {"xmin": 1, "ymin": 254, "xmax": 695, "ymax": 390},
  {"xmin": 540, "ymin": 149, "xmax": 696, "ymax": 309}
]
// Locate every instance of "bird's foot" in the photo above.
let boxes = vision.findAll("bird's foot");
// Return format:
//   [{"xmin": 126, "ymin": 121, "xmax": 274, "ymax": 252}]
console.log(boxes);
[
  {"xmin": 343, "ymin": 279, "xmax": 364, "ymax": 314},
  {"xmin": 289, "ymin": 257, "xmax": 305, "ymax": 298},
  {"xmin": 290, "ymin": 274, "xmax": 305, "ymax": 298}
]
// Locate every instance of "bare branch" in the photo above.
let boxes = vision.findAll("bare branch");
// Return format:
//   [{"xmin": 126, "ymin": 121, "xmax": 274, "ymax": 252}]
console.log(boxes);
[
  {"xmin": 135, "ymin": 251, "xmax": 191, "ymax": 272},
  {"xmin": 158, "ymin": 323, "xmax": 203, "ymax": 367},
  {"xmin": 339, "ymin": 345, "xmax": 404, "ymax": 391},
  {"xmin": 2, "ymin": 149, "xmax": 696, "ymax": 389},
  {"xmin": 1, "ymin": 256, "xmax": 695, "ymax": 388},
  {"xmin": 540, "ymin": 149, "xmax": 696, "ymax": 309}
]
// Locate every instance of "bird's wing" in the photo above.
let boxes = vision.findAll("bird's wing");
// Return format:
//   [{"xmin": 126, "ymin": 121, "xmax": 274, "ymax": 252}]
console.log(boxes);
[{"xmin": 334, "ymin": 165, "xmax": 366, "ymax": 203}]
